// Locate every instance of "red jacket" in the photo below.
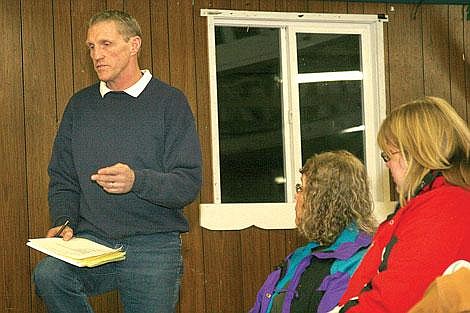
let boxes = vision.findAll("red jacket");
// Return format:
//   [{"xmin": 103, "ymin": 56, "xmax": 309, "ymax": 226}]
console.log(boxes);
[{"xmin": 338, "ymin": 175, "xmax": 470, "ymax": 312}]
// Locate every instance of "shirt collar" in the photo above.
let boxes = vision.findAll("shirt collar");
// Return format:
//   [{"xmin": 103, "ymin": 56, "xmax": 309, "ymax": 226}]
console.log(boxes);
[{"xmin": 99, "ymin": 69, "xmax": 152, "ymax": 98}]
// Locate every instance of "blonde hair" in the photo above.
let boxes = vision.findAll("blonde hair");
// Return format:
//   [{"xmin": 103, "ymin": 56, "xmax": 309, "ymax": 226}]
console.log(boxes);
[
  {"xmin": 297, "ymin": 150, "xmax": 376, "ymax": 245},
  {"xmin": 377, "ymin": 96, "xmax": 470, "ymax": 205}
]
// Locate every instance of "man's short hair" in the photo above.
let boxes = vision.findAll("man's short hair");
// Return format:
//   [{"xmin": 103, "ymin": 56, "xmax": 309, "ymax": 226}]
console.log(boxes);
[{"xmin": 89, "ymin": 10, "xmax": 142, "ymax": 40}]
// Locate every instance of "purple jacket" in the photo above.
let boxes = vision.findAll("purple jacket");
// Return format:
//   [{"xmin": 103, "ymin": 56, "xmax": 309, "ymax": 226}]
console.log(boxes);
[{"xmin": 249, "ymin": 230, "xmax": 371, "ymax": 313}]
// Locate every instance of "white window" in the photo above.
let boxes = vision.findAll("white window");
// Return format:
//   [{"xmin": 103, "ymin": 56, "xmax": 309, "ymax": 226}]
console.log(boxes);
[{"xmin": 200, "ymin": 9, "xmax": 393, "ymax": 230}]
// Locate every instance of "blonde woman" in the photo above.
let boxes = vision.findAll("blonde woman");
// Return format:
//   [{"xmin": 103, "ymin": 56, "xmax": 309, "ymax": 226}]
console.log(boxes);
[
  {"xmin": 250, "ymin": 150, "xmax": 376, "ymax": 313},
  {"xmin": 335, "ymin": 97, "xmax": 470, "ymax": 312}
]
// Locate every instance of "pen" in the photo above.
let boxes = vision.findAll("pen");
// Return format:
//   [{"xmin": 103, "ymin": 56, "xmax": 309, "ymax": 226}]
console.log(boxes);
[{"xmin": 54, "ymin": 220, "xmax": 70, "ymax": 237}]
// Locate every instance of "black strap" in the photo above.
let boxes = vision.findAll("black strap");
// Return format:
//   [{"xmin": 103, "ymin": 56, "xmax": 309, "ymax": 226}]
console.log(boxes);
[
  {"xmin": 341, "ymin": 171, "xmax": 442, "ymax": 311},
  {"xmin": 385, "ymin": 170, "xmax": 442, "ymax": 221},
  {"xmin": 339, "ymin": 299, "xmax": 359, "ymax": 312},
  {"xmin": 378, "ymin": 236, "xmax": 398, "ymax": 272},
  {"xmin": 413, "ymin": 170, "xmax": 442, "ymax": 198}
]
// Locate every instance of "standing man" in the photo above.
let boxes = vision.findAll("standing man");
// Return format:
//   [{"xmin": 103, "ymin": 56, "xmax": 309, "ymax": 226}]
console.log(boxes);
[{"xmin": 33, "ymin": 10, "xmax": 202, "ymax": 313}]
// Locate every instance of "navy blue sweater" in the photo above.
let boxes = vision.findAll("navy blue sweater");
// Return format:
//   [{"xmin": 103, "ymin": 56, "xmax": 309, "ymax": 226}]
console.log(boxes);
[{"xmin": 48, "ymin": 78, "xmax": 202, "ymax": 239}]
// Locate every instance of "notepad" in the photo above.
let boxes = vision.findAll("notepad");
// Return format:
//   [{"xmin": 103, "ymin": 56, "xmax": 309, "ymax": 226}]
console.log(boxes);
[{"xmin": 27, "ymin": 237, "xmax": 126, "ymax": 267}]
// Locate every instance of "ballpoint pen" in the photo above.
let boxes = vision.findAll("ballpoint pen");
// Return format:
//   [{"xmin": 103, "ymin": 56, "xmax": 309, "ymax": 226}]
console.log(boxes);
[{"xmin": 54, "ymin": 220, "xmax": 70, "ymax": 237}]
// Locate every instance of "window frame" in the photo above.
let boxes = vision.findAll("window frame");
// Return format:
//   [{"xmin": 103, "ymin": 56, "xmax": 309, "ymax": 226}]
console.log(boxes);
[{"xmin": 200, "ymin": 9, "xmax": 393, "ymax": 230}]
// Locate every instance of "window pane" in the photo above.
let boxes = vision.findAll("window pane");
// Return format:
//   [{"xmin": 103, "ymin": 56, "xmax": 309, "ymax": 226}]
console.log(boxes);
[
  {"xmin": 297, "ymin": 33, "xmax": 361, "ymax": 73},
  {"xmin": 296, "ymin": 32, "xmax": 364, "ymax": 163},
  {"xmin": 298, "ymin": 80, "xmax": 364, "ymax": 162},
  {"xmin": 215, "ymin": 26, "xmax": 285, "ymax": 203}
]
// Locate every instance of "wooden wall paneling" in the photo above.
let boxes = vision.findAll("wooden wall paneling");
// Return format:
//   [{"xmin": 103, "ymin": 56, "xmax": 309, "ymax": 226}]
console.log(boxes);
[
  {"xmin": 179, "ymin": 202, "xmax": 205, "ymax": 313},
  {"xmin": 106, "ymin": 0, "xmax": 124, "ymax": 10},
  {"xmin": 125, "ymin": 0, "xmax": 153, "ymax": 72},
  {"xmin": 422, "ymin": 5, "xmax": 451, "ymax": 100},
  {"xmin": 284, "ymin": 0, "xmax": 307, "ymax": 12},
  {"xmin": 348, "ymin": 1, "xmax": 364, "ymax": 14},
  {"xmin": 259, "ymin": 0, "xmax": 289, "ymax": 12},
  {"xmin": 308, "ymin": 0, "xmax": 324, "ymax": 13},
  {"xmin": 207, "ymin": 0, "xmax": 231, "ymax": 9},
  {"xmin": 194, "ymin": 0, "xmax": 235, "ymax": 313},
  {"xmin": 364, "ymin": 3, "xmax": 388, "ymax": 17},
  {"xmin": 203, "ymin": 230, "xmax": 244, "ymax": 313},
  {"xmin": 150, "ymin": 0, "xmax": 170, "ymax": 83},
  {"xmin": 22, "ymin": 2, "xmax": 57, "ymax": 313},
  {"xmin": 240, "ymin": 227, "xmax": 271, "ymax": 312},
  {"xmin": 449, "ymin": 5, "xmax": 467, "ymax": 119},
  {"xmin": 168, "ymin": 0, "xmax": 197, "ymax": 95},
  {"xmin": 323, "ymin": 0, "xmax": 347, "ymax": 13},
  {"xmin": 194, "ymin": 0, "xmax": 214, "ymax": 206},
  {"xmin": 198, "ymin": 1, "xmax": 242, "ymax": 312},
  {"xmin": 71, "ymin": 0, "xmax": 105, "ymax": 92},
  {"xmin": 230, "ymin": 0, "xmax": 260, "ymax": 10},
  {"xmin": 190, "ymin": 1, "xmax": 219, "ymax": 310},
  {"xmin": 268, "ymin": 230, "xmax": 287, "ymax": 271},
  {"xmin": 1, "ymin": 1, "xmax": 28, "ymax": 312},
  {"xmin": 90, "ymin": 291, "xmax": 123, "ymax": 313},
  {"xmin": 387, "ymin": 4, "xmax": 424, "ymax": 109},
  {"xmin": 22, "ymin": 0, "xmax": 56, "ymax": 243},
  {"xmin": 285, "ymin": 229, "xmax": 306, "ymax": 255},
  {"xmin": 166, "ymin": 2, "xmax": 206, "ymax": 313},
  {"xmin": 53, "ymin": 0, "xmax": 74, "ymax": 122}
]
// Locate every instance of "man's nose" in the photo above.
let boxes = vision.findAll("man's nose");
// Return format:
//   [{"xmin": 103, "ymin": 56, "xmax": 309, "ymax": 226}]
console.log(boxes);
[{"xmin": 91, "ymin": 47, "xmax": 104, "ymax": 60}]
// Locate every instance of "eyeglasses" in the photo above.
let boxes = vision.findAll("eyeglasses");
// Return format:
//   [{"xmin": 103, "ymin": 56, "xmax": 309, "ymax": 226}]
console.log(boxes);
[
  {"xmin": 295, "ymin": 183, "xmax": 303, "ymax": 193},
  {"xmin": 380, "ymin": 151, "xmax": 400, "ymax": 163}
]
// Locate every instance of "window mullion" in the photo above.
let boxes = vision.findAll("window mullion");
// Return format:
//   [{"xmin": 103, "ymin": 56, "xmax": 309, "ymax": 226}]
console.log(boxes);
[{"xmin": 286, "ymin": 26, "xmax": 303, "ymax": 198}]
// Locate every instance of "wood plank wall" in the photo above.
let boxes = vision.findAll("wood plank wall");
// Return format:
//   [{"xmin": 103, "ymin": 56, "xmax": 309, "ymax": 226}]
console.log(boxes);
[{"xmin": 1, "ymin": 1, "xmax": 469, "ymax": 312}]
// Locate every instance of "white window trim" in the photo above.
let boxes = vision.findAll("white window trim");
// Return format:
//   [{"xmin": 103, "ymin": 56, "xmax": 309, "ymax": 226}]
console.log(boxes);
[{"xmin": 200, "ymin": 9, "xmax": 394, "ymax": 230}]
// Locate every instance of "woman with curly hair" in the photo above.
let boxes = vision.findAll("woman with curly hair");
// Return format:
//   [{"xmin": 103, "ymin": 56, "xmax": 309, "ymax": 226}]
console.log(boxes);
[
  {"xmin": 249, "ymin": 150, "xmax": 377, "ymax": 313},
  {"xmin": 334, "ymin": 97, "xmax": 470, "ymax": 312}
]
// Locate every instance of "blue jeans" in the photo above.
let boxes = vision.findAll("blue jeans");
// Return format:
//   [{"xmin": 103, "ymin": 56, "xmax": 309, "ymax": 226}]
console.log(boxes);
[{"xmin": 33, "ymin": 232, "xmax": 182, "ymax": 313}]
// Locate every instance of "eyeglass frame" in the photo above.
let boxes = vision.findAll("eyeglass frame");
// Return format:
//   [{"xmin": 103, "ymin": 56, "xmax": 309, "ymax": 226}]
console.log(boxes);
[{"xmin": 380, "ymin": 150, "xmax": 401, "ymax": 163}]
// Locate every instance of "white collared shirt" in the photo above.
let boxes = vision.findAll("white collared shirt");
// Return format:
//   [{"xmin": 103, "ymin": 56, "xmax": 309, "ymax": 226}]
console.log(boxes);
[{"xmin": 99, "ymin": 69, "xmax": 152, "ymax": 98}]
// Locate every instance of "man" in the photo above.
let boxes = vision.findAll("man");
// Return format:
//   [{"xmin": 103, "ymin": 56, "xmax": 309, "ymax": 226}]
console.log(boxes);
[{"xmin": 33, "ymin": 10, "xmax": 202, "ymax": 313}]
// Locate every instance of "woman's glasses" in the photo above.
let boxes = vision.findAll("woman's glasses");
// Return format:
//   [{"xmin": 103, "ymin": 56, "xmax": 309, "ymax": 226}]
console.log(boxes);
[{"xmin": 381, "ymin": 151, "xmax": 400, "ymax": 163}]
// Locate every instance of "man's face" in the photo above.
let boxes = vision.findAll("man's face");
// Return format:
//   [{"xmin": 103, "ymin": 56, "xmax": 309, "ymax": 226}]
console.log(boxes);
[{"xmin": 86, "ymin": 21, "xmax": 136, "ymax": 89}]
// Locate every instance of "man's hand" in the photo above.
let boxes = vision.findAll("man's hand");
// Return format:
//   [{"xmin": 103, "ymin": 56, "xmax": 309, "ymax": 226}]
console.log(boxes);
[
  {"xmin": 90, "ymin": 162, "xmax": 135, "ymax": 194},
  {"xmin": 46, "ymin": 225, "xmax": 73, "ymax": 241}
]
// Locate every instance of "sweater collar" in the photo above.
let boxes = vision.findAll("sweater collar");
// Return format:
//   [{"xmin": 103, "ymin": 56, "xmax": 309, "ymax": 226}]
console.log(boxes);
[{"xmin": 99, "ymin": 69, "xmax": 152, "ymax": 98}]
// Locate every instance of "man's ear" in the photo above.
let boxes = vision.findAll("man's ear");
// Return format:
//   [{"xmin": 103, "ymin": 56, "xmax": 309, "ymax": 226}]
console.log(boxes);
[{"xmin": 129, "ymin": 36, "xmax": 142, "ymax": 56}]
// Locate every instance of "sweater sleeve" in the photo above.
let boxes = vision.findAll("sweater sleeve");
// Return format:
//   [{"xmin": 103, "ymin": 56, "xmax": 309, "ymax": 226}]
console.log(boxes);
[
  {"xmin": 131, "ymin": 90, "xmax": 202, "ymax": 209},
  {"xmin": 339, "ymin": 191, "xmax": 470, "ymax": 313},
  {"xmin": 48, "ymin": 101, "xmax": 81, "ymax": 228}
]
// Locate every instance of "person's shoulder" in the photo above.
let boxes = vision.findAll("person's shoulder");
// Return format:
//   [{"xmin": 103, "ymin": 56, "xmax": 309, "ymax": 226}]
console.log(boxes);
[
  {"xmin": 407, "ymin": 179, "xmax": 470, "ymax": 225},
  {"xmin": 435, "ymin": 180, "xmax": 470, "ymax": 204},
  {"xmin": 415, "ymin": 176, "xmax": 470, "ymax": 204},
  {"xmin": 146, "ymin": 77, "xmax": 186, "ymax": 99},
  {"xmin": 69, "ymin": 83, "xmax": 101, "ymax": 102}
]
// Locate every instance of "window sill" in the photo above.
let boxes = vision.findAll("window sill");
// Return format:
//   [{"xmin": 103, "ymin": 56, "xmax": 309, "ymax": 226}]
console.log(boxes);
[{"xmin": 199, "ymin": 201, "xmax": 397, "ymax": 230}]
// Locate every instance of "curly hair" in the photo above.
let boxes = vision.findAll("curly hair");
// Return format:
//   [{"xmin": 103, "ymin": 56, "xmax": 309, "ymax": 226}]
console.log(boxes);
[
  {"xmin": 377, "ymin": 96, "xmax": 470, "ymax": 206},
  {"xmin": 297, "ymin": 150, "xmax": 376, "ymax": 245}
]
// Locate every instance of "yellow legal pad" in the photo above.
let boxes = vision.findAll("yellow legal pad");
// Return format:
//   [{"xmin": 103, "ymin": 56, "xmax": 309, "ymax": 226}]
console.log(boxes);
[{"xmin": 27, "ymin": 237, "xmax": 126, "ymax": 267}]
